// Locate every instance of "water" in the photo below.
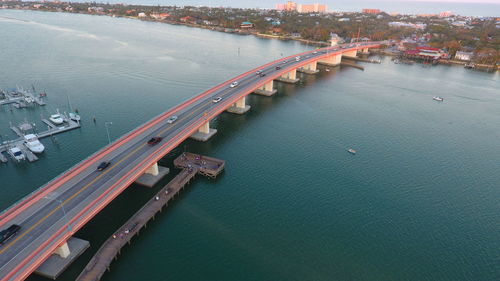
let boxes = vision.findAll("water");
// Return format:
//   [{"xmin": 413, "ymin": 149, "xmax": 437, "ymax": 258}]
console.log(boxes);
[
  {"xmin": 1, "ymin": 9, "xmax": 499, "ymax": 281},
  {"xmin": 64, "ymin": 0, "xmax": 500, "ymax": 17}
]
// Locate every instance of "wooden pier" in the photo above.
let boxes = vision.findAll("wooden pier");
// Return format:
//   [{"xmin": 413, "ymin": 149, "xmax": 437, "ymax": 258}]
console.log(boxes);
[{"xmin": 76, "ymin": 153, "xmax": 225, "ymax": 281}]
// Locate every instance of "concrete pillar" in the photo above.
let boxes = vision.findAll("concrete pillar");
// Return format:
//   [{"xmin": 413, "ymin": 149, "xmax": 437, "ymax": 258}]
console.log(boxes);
[
  {"xmin": 145, "ymin": 162, "xmax": 159, "ymax": 176},
  {"xmin": 199, "ymin": 121, "xmax": 210, "ymax": 134},
  {"xmin": 361, "ymin": 47, "xmax": 369, "ymax": 54},
  {"xmin": 54, "ymin": 242, "xmax": 70, "ymax": 259},
  {"xmin": 275, "ymin": 69, "xmax": 299, "ymax": 84},
  {"xmin": 227, "ymin": 96, "xmax": 250, "ymax": 114},
  {"xmin": 298, "ymin": 61, "xmax": 319, "ymax": 74},
  {"xmin": 342, "ymin": 49, "xmax": 358, "ymax": 58},
  {"xmin": 254, "ymin": 80, "xmax": 277, "ymax": 96},
  {"xmin": 318, "ymin": 54, "xmax": 342, "ymax": 67},
  {"xmin": 190, "ymin": 120, "xmax": 217, "ymax": 142}
]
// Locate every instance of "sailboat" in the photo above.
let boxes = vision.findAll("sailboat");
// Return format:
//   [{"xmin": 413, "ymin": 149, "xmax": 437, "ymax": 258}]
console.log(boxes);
[{"xmin": 67, "ymin": 95, "xmax": 81, "ymax": 122}]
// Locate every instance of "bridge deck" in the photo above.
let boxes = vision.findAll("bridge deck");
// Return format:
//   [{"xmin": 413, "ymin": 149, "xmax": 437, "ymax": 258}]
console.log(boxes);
[{"xmin": 76, "ymin": 153, "xmax": 224, "ymax": 281}]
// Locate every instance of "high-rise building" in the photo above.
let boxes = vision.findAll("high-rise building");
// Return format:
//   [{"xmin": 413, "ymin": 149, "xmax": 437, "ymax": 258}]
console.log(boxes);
[
  {"xmin": 276, "ymin": 1, "xmax": 327, "ymax": 13},
  {"xmin": 362, "ymin": 9, "xmax": 381, "ymax": 14}
]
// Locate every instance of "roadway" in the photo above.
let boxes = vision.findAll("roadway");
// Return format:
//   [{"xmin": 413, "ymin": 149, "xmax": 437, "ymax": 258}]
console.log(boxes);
[{"xmin": 0, "ymin": 42, "xmax": 380, "ymax": 280}]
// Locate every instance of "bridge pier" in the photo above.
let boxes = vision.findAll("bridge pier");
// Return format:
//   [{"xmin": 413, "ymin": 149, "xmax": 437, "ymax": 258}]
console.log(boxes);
[
  {"xmin": 226, "ymin": 96, "xmax": 250, "ymax": 114},
  {"xmin": 253, "ymin": 80, "xmax": 277, "ymax": 96},
  {"xmin": 190, "ymin": 120, "xmax": 217, "ymax": 142},
  {"xmin": 360, "ymin": 47, "xmax": 370, "ymax": 55},
  {"xmin": 342, "ymin": 49, "xmax": 358, "ymax": 58},
  {"xmin": 318, "ymin": 54, "xmax": 342, "ymax": 67},
  {"xmin": 275, "ymin": 68, "xmax": 299, "ymax": 84},
  {"xmin": 135, "ymin": 162, "xmax": 170, "ymax": 187},
  {"xmin": 35, "ymin": 237, "xmax": 90, "ymax": 280},
  {"xmin": 298, "ymin": 61, "xmax": 319, "ymax": 74}
]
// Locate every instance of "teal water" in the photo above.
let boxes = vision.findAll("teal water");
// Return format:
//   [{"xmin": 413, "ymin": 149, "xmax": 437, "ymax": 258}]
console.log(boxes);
[{"xmin": 1, "ymin": 10, "xmax": 499, "ymax": 281}]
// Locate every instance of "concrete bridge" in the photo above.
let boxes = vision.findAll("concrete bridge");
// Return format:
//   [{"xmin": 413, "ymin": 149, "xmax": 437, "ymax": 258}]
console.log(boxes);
[{"xmin": 0, "ymin": 41, "xmax": 380, "ymax": 281}]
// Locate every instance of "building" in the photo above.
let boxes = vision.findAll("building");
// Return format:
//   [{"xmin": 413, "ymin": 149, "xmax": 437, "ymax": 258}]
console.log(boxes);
[
  {"xmin": 455, "ymin": 51, "xmax": 473, "ymax": 61},
  {"xmin": 405, "ymin": 47, "xmax": 449, "ymax": 60},
  {"xmin": 138, "ymin": 12, "xmax": 146, "ymax": 18},
  {"xmin": 439, "ymin": 11, "xmax": 453, "ymax": 18},
  {"xmin": 240, "ymin": 21, "xmax": 254, "ymax": 28},
  {"xmin": 362, "ymin": 9, "xmax": 381, "ymax": 14},
  {"xmin": 297, "ymin": 3, "xmax": 328, "ymax": 13},
  {"xmin": 276, "ymin": 1, "xmax": 327, "ymax": 13},
  {"xmin": 150, "ymin": 13, "xmax": 169, "ymax": 20}
]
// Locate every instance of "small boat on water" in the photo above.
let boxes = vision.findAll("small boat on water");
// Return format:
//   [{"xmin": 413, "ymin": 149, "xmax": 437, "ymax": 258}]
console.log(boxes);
[
  {"xmin": 49, "ymin": 113, "xmax": 64, "ymax": 125},
  {"xmin": 8, "ymin": 147, "xmax": 25, "ymax": 162},
  {"xmin": 347, "ymin": 148, "xmax": 357, "ymax": 154},
  {"xmin": 433, "ymin": 96, "xmax": 444, "ymax": 102},
  {"xmin": 69, "ymin": 112, "xmax": 81, "ymax": 122},
  {"xmin": 325, "ymin": 68, "xmax": 331, "ymax": 72},
  {"xmin": 24, "ymin": 134, "xmax": 45, "ymax": 154}
]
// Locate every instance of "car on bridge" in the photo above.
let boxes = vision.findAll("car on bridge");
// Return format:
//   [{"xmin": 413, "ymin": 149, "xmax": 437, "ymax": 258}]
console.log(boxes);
[
  {"xmin": 259, "ymin": 73, "xmax": 266, "ymax": 77},
  {"xmin": 230, "ymin": 81, "xmax": 239, "ymax": 88},
  {"xmin": 212, "ymin": 97, "xmax": 222, "ymax": 103},
  {"xmin": 97, "ymin": 161, "xmax": 111, "ymax": 171},
  {"xmin": 167, "ymin": 115, "xmax": 178, "ymax": 124},
  {"xmin": 255, "ymin": 70, "xmax": 264, "ymax": 75},
  {"xmin": 147, "ymin": 137, "xmax": 163, "ymax": 145},
  {"xmin": 0, "ymin": 224, "xmax": 21, "ymax": 245}
]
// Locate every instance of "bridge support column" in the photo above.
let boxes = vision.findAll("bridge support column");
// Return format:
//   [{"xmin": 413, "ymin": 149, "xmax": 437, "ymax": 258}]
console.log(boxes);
[
  {"xmin": 318, "ymin": 54, "xmax": 342, "ymax": 67},
  {"xmin": 342, "ymin": 49, "xmax": 358, "ymax": 58},
  {"xmin": 298, "ymin": 61, "xmax": 319, "ymax": 74},
  {"xmin": 275, "ymin": 68, "xmax": 299, "ymax": 84},
  {"xmin": 254, "ymin": 80, "xmax": 277, "ymax": 96},
  {"xmin": 226, "ymin": 96, "xmax": 250, "ymax": 114},
  {"xmin": 360, "ymin": 47, "xmax": 370, "ymax": 55},
  {"xmin": 135, "ymin": 162, "xmax": 170, "ymax": 187},
  {"xmin": 190, "ymin": 120, "xmax": 217, "ymax": 142},
  {"xmin": 54, "ymin": 242, "xmax": 71, "ymax": 258},
  {"xmin": 145, "ymin": 162, "xmax": 159, "ymax": 176}
]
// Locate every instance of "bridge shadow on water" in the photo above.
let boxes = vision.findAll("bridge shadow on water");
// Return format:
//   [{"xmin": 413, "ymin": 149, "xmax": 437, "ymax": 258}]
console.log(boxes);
[{"xmin": 25, "ymin": 65, "xmax": 343, "ymax": 281}]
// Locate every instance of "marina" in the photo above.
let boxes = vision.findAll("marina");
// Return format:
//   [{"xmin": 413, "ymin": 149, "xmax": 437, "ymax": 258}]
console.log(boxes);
[
  {"xmin": 0, "ymin": 113, "xmax": 81, "ymax": 163},
  {"xmin": 0, "ymin": 86, "xmax": 46, "ymax": 109}
]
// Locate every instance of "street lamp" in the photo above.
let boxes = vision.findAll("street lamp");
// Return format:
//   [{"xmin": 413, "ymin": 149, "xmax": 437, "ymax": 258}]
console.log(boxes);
[
  {"xmin": 45, "ymin": 196, "xmax": 72, "ymax": 232},
  {"xmin": 104, "ymin": 121, "xmax": 113, "ymax": 144}
]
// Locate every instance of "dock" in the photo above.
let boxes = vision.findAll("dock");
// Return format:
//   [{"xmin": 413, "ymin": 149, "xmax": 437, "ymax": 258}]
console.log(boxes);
[
  {"xmin": 0, "ymin": 116, "xmax": 81, "ymax": 163},
  {"xmin": 341, "ymin": 61, "xmax": 365, "ymax": 70},
  {"xmin": 76, "ymin": 153, "xmax": 225, "ymax": 281}
]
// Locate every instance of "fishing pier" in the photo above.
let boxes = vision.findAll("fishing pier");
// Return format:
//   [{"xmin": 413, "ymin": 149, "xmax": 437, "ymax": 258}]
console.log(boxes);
[{"xmin": 75, "ymin": 153, "xmax": 224, "ymax": 281}]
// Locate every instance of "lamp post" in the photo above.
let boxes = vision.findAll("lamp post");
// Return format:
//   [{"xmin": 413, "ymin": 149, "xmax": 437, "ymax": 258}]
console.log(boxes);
[
  {"xmin": 45, "ymin": 196, "xmax": 72, "ymax": 232},
  {"xmin": 104, "ymin": 121, "xmax": 113, "ymax": 144}
]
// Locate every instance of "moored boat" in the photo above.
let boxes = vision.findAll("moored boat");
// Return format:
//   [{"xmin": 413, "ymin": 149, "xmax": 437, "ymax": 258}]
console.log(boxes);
[
  {"xmin": 8, "ymin": 147, "xmax": 25, "ymax": 162},
  {"xmin": 24, "ymin": 134, "xmax": 45, "ymax": 154},
  {"xmin": 433, "ymin": 96, "xmax": 444, "ymax": 102},
  {"xmin": 49, "ymin": 113, "xmax": 64, "ymax": 125}
]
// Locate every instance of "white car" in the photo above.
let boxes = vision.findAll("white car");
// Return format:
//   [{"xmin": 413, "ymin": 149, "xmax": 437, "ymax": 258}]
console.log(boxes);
[
  {"xmin": 230, "ymin": 81, "xmax": 239, "ymax": 88},
  {"xmin": 313, "ymin": 51, "xmax": 318, "ymax": 54},
  {"xmin": 212, "ymin": 97, "xmax": 222, "ymax": 103},
  {"xmin": 167, "ymin": 116, "xmax": 178, "ymax": 124}
]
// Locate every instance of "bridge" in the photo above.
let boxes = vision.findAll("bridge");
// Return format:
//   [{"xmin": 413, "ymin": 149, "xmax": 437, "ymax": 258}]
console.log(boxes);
[{"xmin": 0, "ymin": 42, "xmax": 380, "ymax": 281}]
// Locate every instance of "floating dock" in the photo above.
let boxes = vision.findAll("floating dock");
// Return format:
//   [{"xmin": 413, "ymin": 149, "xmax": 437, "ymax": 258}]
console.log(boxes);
[
  {"xmin": 0, "ymin": 116, "xmax": 81, "ymax": 163},
  {"xmin": 76, "ymin": 153, "xmax": 224, "ymax": 281}
]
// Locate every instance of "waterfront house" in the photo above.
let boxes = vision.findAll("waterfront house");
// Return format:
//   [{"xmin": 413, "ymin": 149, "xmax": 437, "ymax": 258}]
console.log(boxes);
[
  {"xmin": 240, "ymin": 21, "xmax": 254, "ymax": 28},
  {"xmin": 455, "ymin": 51, "xmax": 473, "ymax": 61}
]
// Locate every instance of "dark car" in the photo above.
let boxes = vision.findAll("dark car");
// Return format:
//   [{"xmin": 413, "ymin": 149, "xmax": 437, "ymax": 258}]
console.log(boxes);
[
  {"xmin": 0, "ymin": 224, "xmax": 21, "ymax": 245},
  {"xmin": 97, "ymin": 161, "xmax": 111, "ymax": 171},
  {"xmin": 275, "ymin": 66, "xmax": 281, "ymax": 70},
  {"xmin": 259, "ymin": 73, "xmax": 266, "ymax": 77},
  {"xmin": 147, "ymin": 137, "xmax": 163, "ymax": 145}
]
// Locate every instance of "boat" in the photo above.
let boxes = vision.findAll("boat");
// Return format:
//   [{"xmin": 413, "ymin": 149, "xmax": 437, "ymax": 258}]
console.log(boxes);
[
  {"xmin": 24, "ymin": 134, "xmax": 45, "ymax": 154},
  {"xmin": 433, "ymin": 96, "xmax": 444, "ymax": 102},
  {"xmin": 67, "ymin": 95, "xmax": 81, "ymax": 122},
  {"xmin": 325, "ymin": 68, "xmax": 331, "ymax": 72},
  {"xmin": 69, "ymin": 112, "xmax": 81, "ymax": 122},
  {"xmin": 8, "ymin": 147, "xmax": 25, "ymax": 161},
  {"xmin": 347, "ymin": 148, "xmax": 357, "ymax": 154},
  {"xmin": 49, "ymin": 113, "xmax": 64, "ymax": 125}
]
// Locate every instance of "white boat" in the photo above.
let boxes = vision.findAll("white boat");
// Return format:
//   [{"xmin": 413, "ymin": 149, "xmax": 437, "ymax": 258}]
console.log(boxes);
[
  {"xmin": 24, "ymin": 96, "xmax": 35, "ymax": 103},
  {"xmin": 24, "ymin": 134, "xmax": 45, "ymax": 154},
  {"xmin": 8, "ymin": 147, "xmax": 25, "ymax": 161},
  {"xmin": 69, "ymin": 112, "xmax": 81, "ymax": 122},
  {"xmin": 433, "ymin": 96, "xmax": 444, "ymax": 102},
  {"xmin": 347, "ymin": 148, "xmax": 357, "ymax": 154},
  {"xmin": 49, "ymin": 114, "xmax": 64, "ymax": 125}
]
